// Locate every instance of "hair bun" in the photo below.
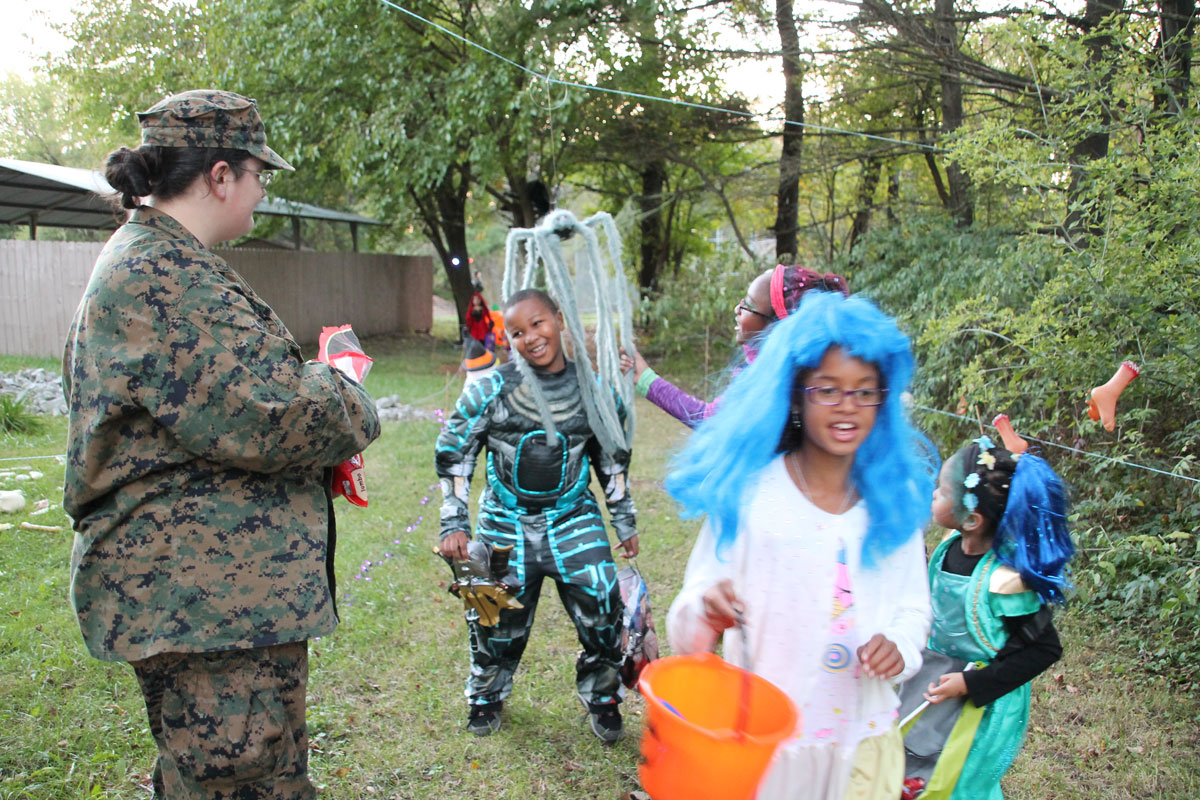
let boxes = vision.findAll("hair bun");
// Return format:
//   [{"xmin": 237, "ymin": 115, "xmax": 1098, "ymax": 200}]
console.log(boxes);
[{"xmin": 104, "ymin": 146, "xmax": 156, "ymax": 209}]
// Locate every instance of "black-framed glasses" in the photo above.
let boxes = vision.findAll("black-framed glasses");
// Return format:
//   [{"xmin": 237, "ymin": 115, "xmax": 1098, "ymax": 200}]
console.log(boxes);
[
  {"xmin": 803, "ymin": 385, "xmax": 888, "ymax": 407},
  {"xmin": 736, "ymin": 300, "xmax": 770, "ymax": 319},
  {"xmin": 242, "ymin": 168, "xmax": 276, "ymax": 189}
]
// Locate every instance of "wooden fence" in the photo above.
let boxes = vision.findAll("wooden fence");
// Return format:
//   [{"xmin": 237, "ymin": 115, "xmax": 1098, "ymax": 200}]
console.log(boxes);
[{"xmin": 0, "ymin": 239, "xmax": 433, "ymax": 358}]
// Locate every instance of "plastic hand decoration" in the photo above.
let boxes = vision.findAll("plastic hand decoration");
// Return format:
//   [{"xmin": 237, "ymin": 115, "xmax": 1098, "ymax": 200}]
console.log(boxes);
[
  {"xmin": 444, "ymin": 541, "xmax": 524, "ymax": 626},
  {"xmin": 992, "ymin": 414, "xmax": 1029, "ymax": 455},
  {"xmin": 1086, "ymin": 361, "xmax": 1140, "ymax": 432}
]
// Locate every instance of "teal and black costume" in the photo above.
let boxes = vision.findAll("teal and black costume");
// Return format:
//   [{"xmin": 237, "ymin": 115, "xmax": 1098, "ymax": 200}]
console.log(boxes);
[
  {"xmin": 436, "ymin": 360, "xmax": 636, "ymax": 707},
  {"xmin": 898, "ymin": 533, "xmax": 1061, "ymax": 800}
]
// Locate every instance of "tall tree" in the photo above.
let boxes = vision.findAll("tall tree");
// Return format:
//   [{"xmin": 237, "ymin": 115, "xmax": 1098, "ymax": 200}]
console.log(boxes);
[
  {"xmin": 773, "ymin": 0, "xmax": 805, "ymax": 260},
  {"xmin": 204, "ymin": 0, "xmax": 610, "ymax": 325},
  {"xmin": 561, "ymin": 3, "xmax": 762, "ymax": 293},
  {"xmin": 935, "ymin": 0, "xmax": 973, "ymax": 227},
  {"xmin": 1155, "ymin": 0, "xmax": 1196, "ymax": 114},
  {"xmin": 1063, "ymin": 0, "xmax": 1127, "ymax": 247}
]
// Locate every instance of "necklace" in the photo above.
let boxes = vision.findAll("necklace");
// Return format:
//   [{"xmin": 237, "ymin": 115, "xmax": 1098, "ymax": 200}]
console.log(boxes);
[{"xmin": 785, "ymin": 451, "xmax": 858, "ymax": 516}]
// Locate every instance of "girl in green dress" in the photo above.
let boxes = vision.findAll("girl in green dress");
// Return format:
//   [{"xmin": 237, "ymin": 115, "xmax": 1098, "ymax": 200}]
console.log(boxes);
[{"xmin": 898, "ymin": 436, "xmax": 1074, "ymax": 800}]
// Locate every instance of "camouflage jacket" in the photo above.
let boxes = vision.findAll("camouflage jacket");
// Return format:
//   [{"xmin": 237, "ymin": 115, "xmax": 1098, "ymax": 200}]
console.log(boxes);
[
  {"xmin": 62, "ymin": 208, "xmax": 380, "ymax": 662},
  {"xmin": 435, "ymin": 361, "xmax": 636, "ymax": 542}
]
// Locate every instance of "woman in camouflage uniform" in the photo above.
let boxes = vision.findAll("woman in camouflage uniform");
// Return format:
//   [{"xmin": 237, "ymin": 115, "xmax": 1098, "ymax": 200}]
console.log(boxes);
[{"xmin": 62, "ymin": 90, "xmax": 380, "ymax": 799}]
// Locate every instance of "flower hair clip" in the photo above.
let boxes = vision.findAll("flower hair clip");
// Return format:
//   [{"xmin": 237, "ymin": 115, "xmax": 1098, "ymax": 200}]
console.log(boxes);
[
  {"xmin": 962, "ymin": 471, "xmax": 981, "ymax": 510},
  {"xmin": 962, "ymin": 435, "xmax": 996, "ymax": 511},
  {"xmin": 974, "ymin": 434, "xmax": 997, "ymax": 469}
]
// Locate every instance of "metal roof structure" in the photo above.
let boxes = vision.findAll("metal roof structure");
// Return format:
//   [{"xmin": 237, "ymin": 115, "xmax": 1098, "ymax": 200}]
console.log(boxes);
[{"xmin": 0, "ymin": 157, "xmax": 382, "ymax": 242}]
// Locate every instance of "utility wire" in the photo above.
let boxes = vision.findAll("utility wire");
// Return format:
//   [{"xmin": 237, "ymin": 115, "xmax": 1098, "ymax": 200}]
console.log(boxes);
[
  {"xmin": 376, "ymin": 0, "xmax": 948, "ymax": 154},
  {"xmin": 3, "ymin": 404, "xmax": 1196, "ymax": 485},
  {"xmin": 376, "ymin": 0, "xmax": 1107, "ymax": 173},
  {"xmin": 913, "ymin": 403, "xmax": 1200, "ymax": 485}
]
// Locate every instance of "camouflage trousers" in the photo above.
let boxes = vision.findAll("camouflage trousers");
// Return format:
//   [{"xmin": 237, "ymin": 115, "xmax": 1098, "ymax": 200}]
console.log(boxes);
[
  {"xmin": 467, "ymin": 497, "xmax": 624, "ymax": 707},
  {"xmin": 131, "ymin": 641, "xmax": 314, "ymax": 800}
]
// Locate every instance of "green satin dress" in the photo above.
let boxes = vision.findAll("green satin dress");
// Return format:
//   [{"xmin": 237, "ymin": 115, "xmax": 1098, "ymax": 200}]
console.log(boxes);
[{"xmin": 904, "ymin": 534, "xmax": 1042, "ymax": 800}]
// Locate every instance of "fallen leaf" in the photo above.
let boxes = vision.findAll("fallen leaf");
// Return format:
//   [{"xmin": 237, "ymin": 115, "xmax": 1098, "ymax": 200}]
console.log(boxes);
[{"xmin": 334, "ymin": 767, "xmax": 350, "ymax": 778}]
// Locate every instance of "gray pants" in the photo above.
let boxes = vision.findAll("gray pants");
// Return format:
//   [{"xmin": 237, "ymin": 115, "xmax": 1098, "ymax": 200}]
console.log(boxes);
[{"xmin": 467, "ymin": 498, "xmax": 624, "ymax": 706}]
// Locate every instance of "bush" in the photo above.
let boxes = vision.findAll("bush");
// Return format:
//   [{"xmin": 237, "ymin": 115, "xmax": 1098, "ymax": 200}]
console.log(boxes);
[
  {"xmin": 634, "ymin": 250, "xmax": 762, "ymax": 395},
  {"xmin": 837, "ymin": 205, "xmax": 1200, "ymax": 684},
  {"xmin": 0, "ymin": 393, "xmax": 43, "ymax": 435}
]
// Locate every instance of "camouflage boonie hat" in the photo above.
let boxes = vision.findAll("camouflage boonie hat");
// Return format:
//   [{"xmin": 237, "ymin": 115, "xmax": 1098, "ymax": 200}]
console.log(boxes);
[{"xmin": 137, "ymin": 90, "xmax": 295, "ymax": 171}]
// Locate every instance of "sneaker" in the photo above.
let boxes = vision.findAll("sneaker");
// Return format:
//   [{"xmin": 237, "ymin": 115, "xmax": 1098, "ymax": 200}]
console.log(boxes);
[
  {"xmin": 586, "ymin": 701, "xmax": 623, "ymax": 744},
  {"xmin": 466, "ymin": 701, "xmax": 502, "ymax": 736}
]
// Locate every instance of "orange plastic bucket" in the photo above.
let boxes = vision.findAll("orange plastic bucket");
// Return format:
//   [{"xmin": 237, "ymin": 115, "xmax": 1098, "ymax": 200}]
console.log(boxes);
[{"xmin": 638, "ymin": 653, "xmax": 799, "ymax": 800}]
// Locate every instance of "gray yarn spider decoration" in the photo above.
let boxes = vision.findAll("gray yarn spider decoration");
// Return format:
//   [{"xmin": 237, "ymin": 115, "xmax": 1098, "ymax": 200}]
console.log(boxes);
[{"xmin": 502, "ymin": 209, "xmax": 636, "ymax": 455}]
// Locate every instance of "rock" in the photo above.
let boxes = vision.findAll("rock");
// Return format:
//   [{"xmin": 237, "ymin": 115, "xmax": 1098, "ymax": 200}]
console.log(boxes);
[
  {"xmin": 0, "ymin": 490, "xmax": 25, "ymax": 514},
  {"xmin": 374, "ymin": 395, "xmax": 441, "ymax": 423},
  {"xmin": 0, "ymin": 369, "xmax": 68, "ymax": 416}
]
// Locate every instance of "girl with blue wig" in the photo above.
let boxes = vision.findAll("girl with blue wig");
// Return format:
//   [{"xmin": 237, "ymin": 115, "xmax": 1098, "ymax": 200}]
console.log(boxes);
[
  {"xmin": 665, "ymin": 291, "xmax": 935, "ymax": 800},
  {"xmin": 897, "ymin": 438, "xmax": 1072, "ymax": 800}
]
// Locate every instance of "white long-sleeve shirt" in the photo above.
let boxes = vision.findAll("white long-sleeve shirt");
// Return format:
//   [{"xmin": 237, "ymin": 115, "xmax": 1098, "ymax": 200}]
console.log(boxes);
[{"xmin": 667, "ymin": 455, "xmax": 931, "ymax": 799}]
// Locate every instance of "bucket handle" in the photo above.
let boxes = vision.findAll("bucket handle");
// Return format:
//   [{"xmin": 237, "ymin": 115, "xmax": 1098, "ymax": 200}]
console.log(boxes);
[
  {"xmin": 640, "ymin": 720, "xmax": 666, "ymax": 768},
  {"xmin": 733, "ymin": 613, "xmax": 755, "ymax": 739}
]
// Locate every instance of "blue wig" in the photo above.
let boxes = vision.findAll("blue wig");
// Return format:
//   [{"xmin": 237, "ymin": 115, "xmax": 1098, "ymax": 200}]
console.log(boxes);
[
  {"xmin": 948, "ymin": 441, "xmax": 1074, "ymax": 605},
  {"xmin": 664, "ymin": 291, "xmax": 936, "ymax": 567},
  {"xmin": 995, "ymin": 454, "xmax": 1075, "ymax": 604}
]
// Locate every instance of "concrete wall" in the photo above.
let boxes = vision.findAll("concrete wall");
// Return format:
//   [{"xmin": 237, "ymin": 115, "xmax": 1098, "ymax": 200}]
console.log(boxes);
[{"xmin": 0, "ymin": 239, "xmax": 433, "ymax": 358}]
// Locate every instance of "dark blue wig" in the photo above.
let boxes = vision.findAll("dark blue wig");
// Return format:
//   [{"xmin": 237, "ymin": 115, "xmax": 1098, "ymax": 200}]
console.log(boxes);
[
  {"xmin": 995, "ymin": 454, "xmax": 1075, "ymax": 604},
  {"xmin": 664, "ymin": 291, "xmax": 936, "ymax": 567}
]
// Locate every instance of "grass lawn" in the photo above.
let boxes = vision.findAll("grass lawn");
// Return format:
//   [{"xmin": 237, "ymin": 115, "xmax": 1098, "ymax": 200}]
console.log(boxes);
[{"xmin": 1, "ymin": 333, "xmax": 1197, "ymax": 799}]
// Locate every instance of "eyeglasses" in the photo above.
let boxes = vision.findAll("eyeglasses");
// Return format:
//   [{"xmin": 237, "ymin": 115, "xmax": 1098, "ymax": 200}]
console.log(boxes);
[
  {"xmin": 736, "ymin": 300, "xmax": 771, "ymax": 320},
  {"xmin": 803, "ymin": 385, "xmax": 888, "ymax": 407},
  {"xmin": 242, "ymin": 168, "xmax": 276, "ymax": 189}
]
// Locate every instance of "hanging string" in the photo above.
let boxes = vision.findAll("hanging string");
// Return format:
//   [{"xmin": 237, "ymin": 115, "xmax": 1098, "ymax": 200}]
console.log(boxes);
[
  {"xmin": 376, "ymin": 0, "xmax": 943, "ymax": 154},
  {"xmin": 912, "ymin": 403, "xmax": 1200, "ymax": 485},
  {"xmin": 376, "ymin": 0, "xmax": 1098, "ymax": 172}
]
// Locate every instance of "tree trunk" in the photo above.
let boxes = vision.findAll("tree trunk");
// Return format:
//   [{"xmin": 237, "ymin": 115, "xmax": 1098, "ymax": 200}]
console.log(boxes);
[
  {"xmin": 507, "ymin": 171, "xmax": 537, "ymax": 229},
  {"xmin": 914, "ymin": 102, "xmax": 951, "ymax": 207},
  {"xmin": 1065, "ymin": 0, "xmax": 1126, "ymax": 248},
  {"xmin": 638, "ymin": 160, "xmax": 668, "ymax": 292},
  {"xmin": 1156, "ymin": 0, "xmax": 1196, "ymax": 114},
  {"xmin": 936, "ymin": 0, "xmax": 974, "ymax": 227},
  {"xmin": 411, "ymin": 161, "xmax": 474, "ymax": 335},
  {"xmin": 848, "ymin": 156, "xmax": 882, "ymax": 253},
  {"xmin": 774, "ymin": 0, "xmax": 804, "ymax": 261},
  {"xmin": 886, "ymin": 163, "xmax": 900, "ymax": 224}
]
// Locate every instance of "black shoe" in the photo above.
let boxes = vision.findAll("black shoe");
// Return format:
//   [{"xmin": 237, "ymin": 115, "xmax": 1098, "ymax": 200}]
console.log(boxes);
[
  {"xmin": 466, "ymin": 701, "xmax": 503, "ymax": 736},
  {"xmin": 586, "ymin": 701, "xmax": 623, "ymax": 744}
]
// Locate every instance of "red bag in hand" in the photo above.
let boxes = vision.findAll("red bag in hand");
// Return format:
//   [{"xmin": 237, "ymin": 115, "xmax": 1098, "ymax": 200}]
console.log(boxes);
[
  {"xmin": 332, "ymin": 453, "xmax": 368, "ymax": 507},
  {"xmin": 319, "ymin": 325, "xmax": 373, "ymax": 383},
  {"xmin": 318, "ymin": 325, "xmax": 373, "ymax": 507}
]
